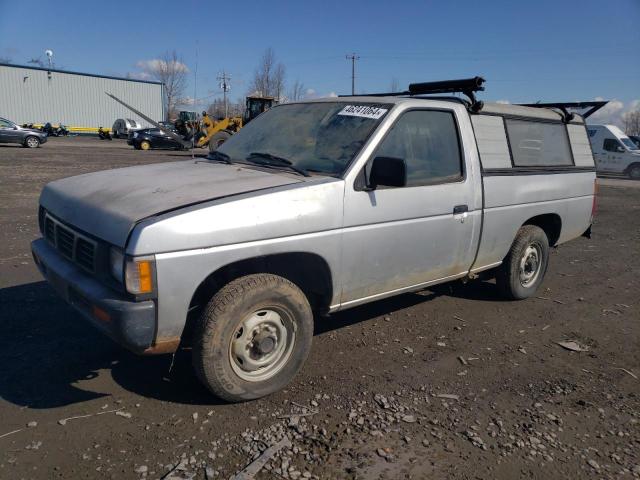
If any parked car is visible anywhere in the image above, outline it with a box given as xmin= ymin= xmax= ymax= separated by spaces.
xmin=0 ymin=117 xmax=47 ymax=148
xmin=32 ymin=78 xmax=597 ymax=402
xmin=129 ymin=127 xmax=184 ymax=150
xmin=587 ymin=124 xmax=640 ymax=178
xmin=112 ymin=118 xmax=141 ymax=138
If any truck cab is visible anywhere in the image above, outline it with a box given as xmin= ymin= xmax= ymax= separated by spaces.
xmin=587 ymin=124 xmax=640 ymax=178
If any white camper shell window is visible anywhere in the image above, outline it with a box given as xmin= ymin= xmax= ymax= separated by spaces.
xmin=505 ymin=119 xmax=573 ymax=167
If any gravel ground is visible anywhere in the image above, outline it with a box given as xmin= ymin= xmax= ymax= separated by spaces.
xmin=0 ymin=137 xmax=639 ymax=479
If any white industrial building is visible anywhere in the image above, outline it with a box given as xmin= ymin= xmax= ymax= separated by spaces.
xmin=0 ymin=63 xmax=164 ymax=129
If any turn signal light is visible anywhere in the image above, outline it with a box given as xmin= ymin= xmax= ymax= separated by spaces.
xmin=125 ymin=257 xmax=155 ymax=295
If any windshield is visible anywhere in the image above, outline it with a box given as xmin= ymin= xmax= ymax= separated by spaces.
xmin=216 ymin=102 xmax=390 ymax=176
xmin=621 ymin=136 xmax=640 ymax=151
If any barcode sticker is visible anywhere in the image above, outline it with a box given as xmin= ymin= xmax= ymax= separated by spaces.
xmin=337 ymin=105 xmax=388 ymax=120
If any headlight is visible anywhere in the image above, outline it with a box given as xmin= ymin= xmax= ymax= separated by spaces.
xmin=125 ymin=256 xmax=155 ymax=294
xmin=133 ymin=132 xmax=138 ymax=138
xmin=109 ymin=247 xmax=124 ymax=282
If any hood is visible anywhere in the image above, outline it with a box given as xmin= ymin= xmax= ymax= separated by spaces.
xmin=40 ymin=160 xmax=302 ymax=247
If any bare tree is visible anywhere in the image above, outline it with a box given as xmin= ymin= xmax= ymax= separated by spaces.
xmin=389 ymin=78 xmax=400 ymax=92
xmin=624 ymin=108 xmax=640 ymax=137
xmin=288 ymin=79 xmax=305 ymax=102
xmin=250 ymin=48 xmax=286 ymax=100
xmin=139 ymin=51 xmax=188 ymax=120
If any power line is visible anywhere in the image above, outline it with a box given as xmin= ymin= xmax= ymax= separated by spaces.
xmin=345 ymin=53 xmax=359 ymax=95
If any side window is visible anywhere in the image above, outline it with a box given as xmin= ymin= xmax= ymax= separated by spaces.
xmin=505 ymin=119 xmax=573 ymax=166
xmin=603 ymin=138 xmax=621 ymax=152
xmin=373 ymin=110 xmax=463 ymax=187
xmin=0 ymin=119 xmax=12 ymax=128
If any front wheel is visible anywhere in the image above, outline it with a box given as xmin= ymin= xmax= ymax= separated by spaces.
xmin=496 ymin=225 xmax=549 ymax=300
xmin=208 ymin=131 xmax=232 ymax=152
xmin=139 ymin=140 xmax=151 ymax=150
xmin=628 ymin=164 xmax=640 ymax=180
xmin=193 ymin=274 xmax=313 ymax=402
xmin=24 ymin=136 xmax=40 ymax=148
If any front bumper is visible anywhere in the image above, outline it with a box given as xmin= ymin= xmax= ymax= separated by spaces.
xmin=31 ymin=238 xmax=156 ymax=353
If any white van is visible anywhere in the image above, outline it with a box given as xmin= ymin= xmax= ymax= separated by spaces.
xmin=586 ymin=124 xmax=640 ymax=178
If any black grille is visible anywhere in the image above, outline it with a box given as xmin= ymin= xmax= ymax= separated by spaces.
xmin=43 ymin=213 xmax=96 ymax=273
xmin=56 ymin=225 xmax=74 ymax=259
xmin=75 ymin=239 xmax=95 ymax=271
xmin=45 ymin=217 xmax=55 ymax=241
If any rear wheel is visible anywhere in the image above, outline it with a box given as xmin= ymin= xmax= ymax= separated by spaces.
xmin=193 ymin=273 xmax=313 ymax=402
xmin=496 ymin=225 xmax=549 ymax=300
xmin=140 ymin=140 xmax=151 ymax=151
xmin=24 ymin=136 xmax=40 ymax=148
xmin=208 ymin=131 xmax=232 ymax=152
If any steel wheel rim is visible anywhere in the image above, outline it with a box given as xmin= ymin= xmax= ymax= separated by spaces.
xmin=229 ymin=308 xmax=295 ymax=382
xmin=27 ymin=137 xmax=38 ymax=147
xmin=519 ymin=243 xmax=542 ymax=287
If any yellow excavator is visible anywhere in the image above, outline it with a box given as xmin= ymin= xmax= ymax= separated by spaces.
xmin=195 ymin=95 xmax=276 ymax=150
xmin=107 ymin=93 xmax=276 ymax=151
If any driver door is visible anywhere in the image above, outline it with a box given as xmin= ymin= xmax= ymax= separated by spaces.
xmin=340 ymin=108 xmax=481 ymax=306
xmin=0 ymin=119 xmax=18 ymax=143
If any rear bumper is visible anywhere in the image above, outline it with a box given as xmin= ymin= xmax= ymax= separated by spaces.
xmin=31 ymin=238 xmax=156 ymax=353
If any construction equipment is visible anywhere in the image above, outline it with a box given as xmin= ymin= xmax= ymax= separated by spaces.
xmin=107 ymin=93 xmax=277 ymax=151
xmin=194 ymin=96 xmax=277 ymax=149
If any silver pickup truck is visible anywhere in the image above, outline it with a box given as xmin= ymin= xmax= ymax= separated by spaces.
xmin=31 ymin=78 xmax=597 ymax=402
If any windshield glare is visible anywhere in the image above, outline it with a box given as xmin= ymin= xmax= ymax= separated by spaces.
xmin=216 ymin=102 xmax=390 ymax=175
xmin=621 ymin=137 xmax=639 ymax=151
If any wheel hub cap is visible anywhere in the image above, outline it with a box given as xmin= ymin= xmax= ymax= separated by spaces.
xmin=229 ymin=309 xmax=295 ymax=382
xmin=519 ymin=244 xmax=541 ymax=287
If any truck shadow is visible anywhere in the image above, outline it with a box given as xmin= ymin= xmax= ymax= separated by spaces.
xmin=0 ymin=279 xmax=497 ymax=409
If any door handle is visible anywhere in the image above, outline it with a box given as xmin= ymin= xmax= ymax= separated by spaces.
xmin=453 ymin=205 xmax=468 ymax=214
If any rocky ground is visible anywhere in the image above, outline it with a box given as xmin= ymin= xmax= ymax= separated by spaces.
xmin=0 ymin=137 xmax=638 ymax=479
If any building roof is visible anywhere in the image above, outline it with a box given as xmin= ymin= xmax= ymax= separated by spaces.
xmin=0 ymin=62 xmax=163 ymax=86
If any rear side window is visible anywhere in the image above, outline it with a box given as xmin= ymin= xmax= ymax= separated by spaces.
xmin=505 ymin=119 xmax=573 ymax=166
xmin=374 ymin=110 xmax=463 ymax=186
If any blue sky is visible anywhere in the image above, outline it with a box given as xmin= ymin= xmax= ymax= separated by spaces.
xmin=1 ymin=0 xmax=638 ymax=124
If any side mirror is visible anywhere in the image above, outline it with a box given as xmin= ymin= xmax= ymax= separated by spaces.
xmin=616 ymin=145 xmax=626 ymax=153
xmin=368 ymin=156 xmax=407 ymax=189
xmin=13 ymin=126 xmax=18 ymax=130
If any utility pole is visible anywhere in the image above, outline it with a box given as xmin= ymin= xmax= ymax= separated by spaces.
xmin=346 ymin=53 xmax=359 ymax=95
xmin=217 ymin=70 xmax=231 ymax=117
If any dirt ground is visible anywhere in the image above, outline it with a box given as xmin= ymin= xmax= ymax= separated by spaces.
xmin=0 ymin=137 xmax=638 ymax=480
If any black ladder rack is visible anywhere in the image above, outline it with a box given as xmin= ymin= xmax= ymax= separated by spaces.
xmin=517 ymin=101 xmax=608 ymax=122
xmin=339 ymin=76 xmax=486 ymax=112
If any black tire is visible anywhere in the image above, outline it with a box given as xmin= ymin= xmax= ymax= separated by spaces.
xmin=208 ymin=131 xmax=232 ymax=152
xmin=628 ymin=164 xmax=640 ymax=180
xmin=24 ymin=136 xmax=40 ymax=148
xmin=496 ymin=225 xmax=549 ymax=300
xmin=193 ymin=273 xmax=313 ymax=402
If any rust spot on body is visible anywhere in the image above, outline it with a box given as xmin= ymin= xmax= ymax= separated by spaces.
xmin=142 ymin=337 xmax=180 ymax=355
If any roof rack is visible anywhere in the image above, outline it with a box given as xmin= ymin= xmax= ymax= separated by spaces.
xmin=517 ymin=101 xmax=608 ymax=122
xmin=339 ymin=76 xmax=486 ymax=112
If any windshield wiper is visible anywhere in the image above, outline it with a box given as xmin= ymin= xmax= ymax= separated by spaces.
xmin=207 ymin=150 xmax=233 ymax=164
xmin=247 ymin=152 xmax=310 ymax=177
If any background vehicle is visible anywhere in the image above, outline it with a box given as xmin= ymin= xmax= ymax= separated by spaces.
xmin=130 ymin=127 xmax=183 ymax=150
xmin=0 ymin=117 xmax=47 ymax=147
xmin=35 ymin=78 xmax=597 ymax=402
xmin=112 ymin=118 xmax=141 ymax=138
xmin=587 ymin=124 xmax=640 ymax=178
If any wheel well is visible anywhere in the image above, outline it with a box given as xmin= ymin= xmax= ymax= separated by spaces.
xmin=523 ymin=214 xmax=562 ymax=246
xmin=624 ymin=162 xmax=640 ymax=173
xmin=182 ymin=252 xmax=333 ymax=343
